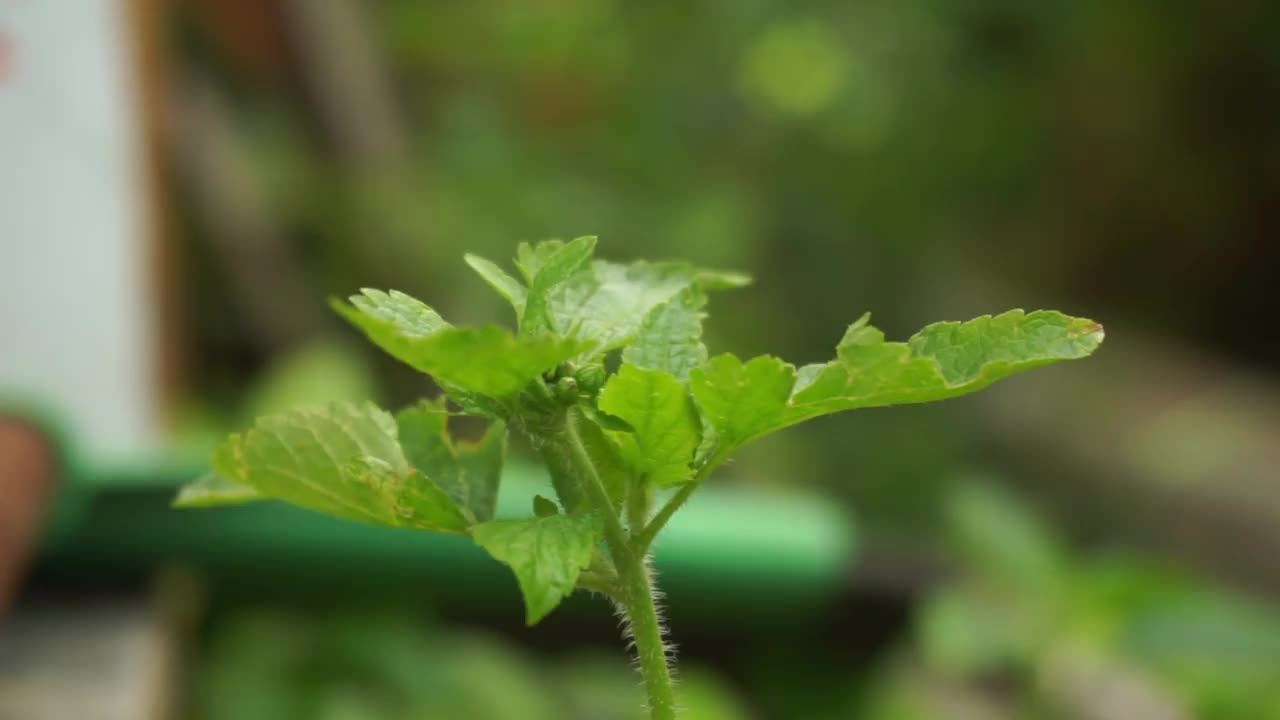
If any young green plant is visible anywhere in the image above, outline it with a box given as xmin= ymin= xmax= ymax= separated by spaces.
xmin=175 ymin=237 xmax=1104 ymax=719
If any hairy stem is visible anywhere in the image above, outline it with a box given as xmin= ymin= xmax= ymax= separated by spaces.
xmin=560 ymin=407 xmax=676 ymax=719
xmin=636 ymin=482 xmax=696 ymax=551
xmin=620 ymin=557 xmax=677 ymax=720
xmin=627 ymin=482 xmax=652 ymax=532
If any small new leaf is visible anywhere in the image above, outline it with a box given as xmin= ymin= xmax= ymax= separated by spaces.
xmin=196 ymin=402 xmax=470 ymax=533
xmin=521 ymin=236 xmax=598 ymax=335
xmin=599 ymin=364 xmax=701 ymax=486
xmin=516 ymin=239 xmax=575 ymax=281
xmin=473 ymin=513 xmax=602 ymax=625
xmin=464 ymin=253 xmax=528 ymax=317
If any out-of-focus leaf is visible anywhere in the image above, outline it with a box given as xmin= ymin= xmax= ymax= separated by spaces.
xmin=945 ymin=480 xmax=1066 ymax=592
xmin=396 ymin=400 xmax=507 ymax=524
xmin=533 ymin=494 xmax=560 ymax=517
xmin=244 ymin=341 xmax=378 ymax=421
xmin=918 ymin=589 xmax=1025 ymax=675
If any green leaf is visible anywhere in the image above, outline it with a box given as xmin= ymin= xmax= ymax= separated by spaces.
xmin=545 ymin=260 xmax=705 ymax=359
xmin=535 ymin=406 xmax=629 ymax=514
xmin=533 ymin=494 xmax=560 ymax=517
xmin=396 ymin=400 xmax=507 ymax=524
xmin=204 ymin=402 xmax=470 ymax=533
xmin=453 ymin=423 xmax=509 ymax=519
xmin=515 ymin=239 xmax=571 ymax=281
xmin=622 ymin=286 xmax=709 ymax=381
xmin=397 ymin=327 xmax=580 ymax=399
xmin=464 ymin=253 xmax=527 ymax=316
xmin=688 ymin=353 xmax=798 ymax=454
xmin=520 ymin=236 xmax=597 ymax=335
xmin=440 ymin=385 xmax=511 ymax=418
xmin=173 ymin=471 xmax=263 ymax=508
xmin=792 ymin=309 xmax=1104 ymax=410
xmin=691 ymin=310 xmax=1104 ymax=454
xmin=330 ymin=288 xmax=447 ymax=362
xmin=335 ymin=290 xmax=581 ymax=401
xmin=599 ymin=365 xmax=701 ymax=487
xmin=578 ymin=402 xmax=633 ymax=433
xmin=514 ymin=244 xmax=744 ymax=363
xmin=473 ymin=513 xmax=602 ymax=624
xmin=344 ymin=288 xmax=451 ymax=336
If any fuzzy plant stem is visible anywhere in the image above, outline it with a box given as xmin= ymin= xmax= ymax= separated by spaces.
xmin=619 ymin=557 xmax=677 ymax=720
xmin=562 ymin=408 xmax=678 ymax=719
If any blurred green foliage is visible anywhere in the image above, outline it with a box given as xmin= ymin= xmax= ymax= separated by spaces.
xmin=181 ymin=481 xmax=1274 ymax=720
xmin=197 ymin=608 xmax=748 ymax=720
xmin=175 ymin=341 xmax=379 ymax=457
xmin=178 ymin=0 xmax=1280 ymax=538
xmin=857 ymin=482 xmax=1280 ymax=719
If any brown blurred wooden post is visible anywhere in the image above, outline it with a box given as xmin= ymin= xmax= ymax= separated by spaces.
xmin=0 ymin=422 xmax=54 ymax=612
xmin=126 ymin=0 xmax=182 ymax=436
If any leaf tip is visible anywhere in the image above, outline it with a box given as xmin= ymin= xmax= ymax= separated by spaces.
xmin=1059 ymin=314 xmax=1105 ymax=355
xmin=328 ymin=295 xmax=364 ymax=326
xmin=533 ymin=494 xmax=560 ymax=518
xmin=170 ymin=489 xmax=196 ymax=509
xmin=696 ymin=269 xmax=754 ymax=290
xmin=462 ymin=253 xmax=491 ymax=271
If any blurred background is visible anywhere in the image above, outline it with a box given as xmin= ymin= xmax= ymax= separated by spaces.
xmin=2 ymin=0 xmax=1279 ymax=717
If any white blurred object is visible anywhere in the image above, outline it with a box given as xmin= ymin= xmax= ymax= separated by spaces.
xmin=0 ymin=600 xmax=173 ymax=720
xmin=0 ymin=1 xmax=161 ymax=459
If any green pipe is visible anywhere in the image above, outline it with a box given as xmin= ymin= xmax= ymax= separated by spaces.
xmin=23 ymin=411 xmax=856 ymax=617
